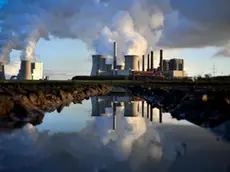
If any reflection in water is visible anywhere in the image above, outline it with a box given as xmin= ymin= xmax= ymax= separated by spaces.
xmin=0 ymin=95 xmax=230 ymax=172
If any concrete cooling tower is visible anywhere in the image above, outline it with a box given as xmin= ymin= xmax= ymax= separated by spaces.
xmin=124 ymin=101 xmax=140 ymax=117
xmin=19 ymin=60 xmax=32 ymax=80
xmin=124 ymin=55 xmax=139 ymax=71
xmin=0 ymin=63 xmax=5 ymax=80
xmin=91 ymin=55 xmax=106 ymax=76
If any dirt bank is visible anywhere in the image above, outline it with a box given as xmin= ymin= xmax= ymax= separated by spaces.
xmin=0 ymin=83 xmax=112 ymax=129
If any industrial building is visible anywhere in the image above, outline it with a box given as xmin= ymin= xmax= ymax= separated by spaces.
xmin=91 ymin=42 xmax=187 ymax=78
xmin=17 ymin=61 xmax=44 ymax=80
xmin=162 ymin=58 xmax=187 ymax=77
xmin=0 ymin=62 xmax=5 ymax=80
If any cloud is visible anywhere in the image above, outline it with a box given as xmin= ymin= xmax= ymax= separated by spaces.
xmin=158 ymin=0 xmax=230 ymax=56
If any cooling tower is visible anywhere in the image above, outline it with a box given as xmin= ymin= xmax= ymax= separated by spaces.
xmin=124 ymin=101 xmax=140 ymax=117
xmin=160 ymin=50 xmax=163 ymax=71
xmin=20 ymin=60 xmax=32 ymax=80
xmin=91 ymin=55 xmax=106 ymax=76
xmin=0 ymin=63 xmax=5 ymax=80
xmin=124 ymin=55 xmax=139 ymax=71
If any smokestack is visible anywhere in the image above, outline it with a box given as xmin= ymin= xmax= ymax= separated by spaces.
xmin=142 ymin=55 xmax=145 ymax=71
xmin=19 ymin=60 xmax=32 ymax=80
xmin=113 ymin=42 xmax=117 ymax=70
xmin=160 ymin=49 xmax=163 ymax=71
xmin=0 ymin=63 xmax=6 ymax=80
xmin=151 ymin=51 xmax=154 ymax=70
xmin=147 ymin=54 xmax=150 ymax=71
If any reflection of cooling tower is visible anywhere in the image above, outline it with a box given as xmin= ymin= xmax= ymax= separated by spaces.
xmin=91 ymin=55 xmax=106 ymax=76
xmin=0 ymin=63 xmax=5 ymax=80
xmin=91 ymin=97 xmax=100 ymax=116
xmin=124 ymin=102 xmax=140 ymax=117
xmin=124 ymin=55 xmax=139 ymax=71
xmin=20 ymin=60 xmax=32 ymax=80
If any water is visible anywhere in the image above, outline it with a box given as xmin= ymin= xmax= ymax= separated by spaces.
xmin=0 ymin=95 xmax=230 ymax=172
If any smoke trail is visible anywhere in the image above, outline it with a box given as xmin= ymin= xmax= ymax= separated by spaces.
xmin=20 ymin=29 xmax=41 ymax=61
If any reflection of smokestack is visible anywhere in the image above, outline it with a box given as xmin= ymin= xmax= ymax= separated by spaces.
xmin=159 ymin=108 xmax=162 ymax=123
xmin=160 ymin=50 xmax=163 ymax=71
xmin=142 ymin=55 xmax=145 ymax=71
xmin=150 ymin=105 xmax=153 ymax=121
xmin=147 ymin=103 xmax=149 ymax=118
xmin=147 ymin=54 xmax=150 ymax=71
xmin=124 ymin=55 xmax=139 ymax=71
xmin=151 ymin=51 xmax=154 ymax=70
xmin=113 ymin=102 xmax=116 ymax=130
xmin=113 ymin=42 xmax=117 ymax=70
xmin=0 ymin=63 xmax=6 ymax=80
xmin=20 ymin=60 xmax=32 ymax=80
xmin=142 ymin=101 xmax=144 ymax=117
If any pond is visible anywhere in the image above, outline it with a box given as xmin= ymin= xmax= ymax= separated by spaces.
xmin=0 ymin=94 xmax=230 ymax=172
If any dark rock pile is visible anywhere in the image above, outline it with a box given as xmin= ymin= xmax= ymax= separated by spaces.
xmin=0 ymin=83 xmax=112 ymax=129
xmin=126 ymin=85 xmax=230 ymax=128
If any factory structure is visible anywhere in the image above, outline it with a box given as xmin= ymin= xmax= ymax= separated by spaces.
xmin=91 ymin=95 xmax=163 ymax=130
xmin=91 ymin=42 xmax=187 ymax=78
xmin=0 ymin=58 xmax=47 ymax=80
xmin=17 ymin=60 xmax=44 ymax=80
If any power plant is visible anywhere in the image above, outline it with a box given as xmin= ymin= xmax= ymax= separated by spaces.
xmin=90 ymin=42 xmax=187 ymax=78
xmin=17 ymin=60 xmax=44 ymax=80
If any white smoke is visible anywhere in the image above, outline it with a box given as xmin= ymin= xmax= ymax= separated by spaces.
xmin=1 ymin=0 xmax=230 ymax=66
xmin=93 ymin=11 xmax=148 ymax=62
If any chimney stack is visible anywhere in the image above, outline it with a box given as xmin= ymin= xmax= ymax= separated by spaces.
xmin=151 ymin=51 xmax=154 ymax=70
xmin=160 ymin=49 xmax=163 ymax=71
xmin=142 ymin=55 xmax=145 ymax=71
xmin=113 ymin=42 xmax=117 ymax=70
xmin=147 ymin=54 xmax=150 ymax=71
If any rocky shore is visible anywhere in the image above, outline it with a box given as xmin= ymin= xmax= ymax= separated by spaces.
xmin=126 ymin=86 xmax=230 ymax=128
xmin=0 ymin=83 xmax=112 ymax=129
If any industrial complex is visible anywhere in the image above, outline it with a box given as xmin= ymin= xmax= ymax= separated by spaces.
xmin=0 ymin=41 xmax=187 ymax=80
xmin=0 ymin=60 xmax=45 ymax=80
xmin=91 ymin=42 xmax=187 ymax=78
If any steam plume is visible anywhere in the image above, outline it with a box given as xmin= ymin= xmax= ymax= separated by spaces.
xmin=0 ymin=0 xmax=230 ymax=64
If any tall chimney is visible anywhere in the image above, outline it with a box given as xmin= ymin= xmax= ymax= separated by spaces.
xmin=147 ymin=54 xmax=150 ymax=71
xmin=0 ymin=63 xmax=5 ymax=80
xmin=160 ymin=49 xmax=163 ymax=71
xmin=142 ymin=55 xmax=145 ymax=71
xmin=113 ymin=42 xmax=117 ymax=70
xmin=20 ymin=60 xmax=32 ymax=80
xmin=151 ymin=51 xmax=154 ymax=70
